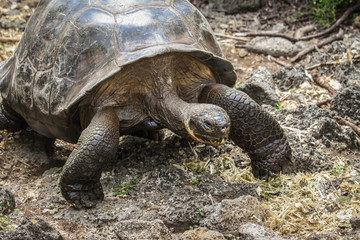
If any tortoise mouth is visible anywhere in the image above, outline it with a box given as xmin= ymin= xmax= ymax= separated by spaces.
xmin=185 ymin=121 xmax=229 ymax=146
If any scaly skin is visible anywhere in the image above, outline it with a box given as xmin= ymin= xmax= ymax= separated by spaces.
xmin=60 ymin=107 xmax=119 ymax=208
xmin=0 ymin=99 xmax=27 ymax=131
xmin=199 ymin=84 xmax=292 ymax=179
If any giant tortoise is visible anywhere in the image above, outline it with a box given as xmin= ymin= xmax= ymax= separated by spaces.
xmin=0 ymin=0 xmax=291 ymax=208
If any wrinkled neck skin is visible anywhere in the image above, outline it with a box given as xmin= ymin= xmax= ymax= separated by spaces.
xmin=82 ymin=53 xmax=217 ymax=136
xmin=138 ymin=53 xmax=216 ymax=136
xmin=146 ymin=85 xmax=190 ymax=136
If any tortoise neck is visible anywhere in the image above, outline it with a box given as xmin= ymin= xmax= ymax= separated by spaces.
xmin=145 ymin=83 xmax=191 ymax=136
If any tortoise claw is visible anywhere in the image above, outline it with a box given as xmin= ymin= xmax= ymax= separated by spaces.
xmin=61 ymin=182 xmax=104 ymax=209
xmin=251 ymin=157 xmax=291 ymax=181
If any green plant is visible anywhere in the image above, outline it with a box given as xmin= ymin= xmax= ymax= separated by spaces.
xmin=56 ymin=167 xmax=62 ymax=173
xmin=114 ymin=178 xmax=139 ymax=196
xmin=331 ymin=165 xmax=345 ymax=175
xmin=191 ymin=177 xmax=199 ymax=185
xmin=0 ymin=205 xmax=9 ymax=232
xmin=0 ymin=213 xmax=9 ymax=232
xmin=196 ymin=207 xmax=206 ymax=223
xmin=312 ymin=0 xmax=353 ymax=27
xmin=189 ymin=225 xmax=199 ymax=230
xmin=49 ymin=203 xmax=60 ymax=213
xmin=274 ymin=103 xmax=284 ymax=110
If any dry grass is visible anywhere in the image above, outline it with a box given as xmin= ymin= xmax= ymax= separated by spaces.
xmin=259 ymin=161 xmax=360 ymax=238
xmin=184 ymin=143 xmax=360 ymax=238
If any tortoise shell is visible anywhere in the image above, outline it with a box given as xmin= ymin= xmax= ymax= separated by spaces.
xmin=0 ymin=0 xmax=236 ymax=141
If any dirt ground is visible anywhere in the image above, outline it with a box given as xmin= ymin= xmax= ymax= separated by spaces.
xmin=0 ymin=1 xmax=360 ymax=240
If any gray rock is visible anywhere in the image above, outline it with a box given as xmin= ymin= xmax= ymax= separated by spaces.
xmin=333 ymin=61 xmax=360 ymax=87
xmin=311 ymin=117 xmax=360 ymax=151
xmin=308 ymin=40 xmax=360 ymax=87
xmin=330 ymin=85 xmax=360 ymax=126
xmin=266 ymin=105 xmax=333 ymax=173
xmin=273 ymin=65 xmax=309 ymax=91
xmin=350 ymin=216 xmax=360 ymax=231
xmin=208 ymin=0 xmax=262 ymax=13
xmin=238 ymin=223 xmax=284 ymax=240
xmin=0 ymin=217 xmax=63 ymax=240
xmin=179 ymin=227 xmax=225 ymax=240
xmin=270 ymin=23 xmax=287 ymax=32
xmin=245 ymin=37 xmax=299 ymax=57
xmin=236 ymin=67 xmax=278 ymax=106
xmin=114 ymin=219 xmax=172 ymax=240
xmin=249 ymin=17 xmax=261 ymax=31
xmin=0 ymin=18 xmax=26 ymax=31
xmin=306 ymin=231 xmax=338 ymax=240
xmin=0 ymin=187 xmax=15 ymax=215
xmin=198 ymin=174 xmax=258 ymax=202
xmin=295 ymin=41 xmax=315 ymax=51
xmin=201 ymin=195 xmax=264 ymax=235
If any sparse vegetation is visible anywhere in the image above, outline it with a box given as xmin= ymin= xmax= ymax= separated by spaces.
xmin=113 ymin=178 xmax=139 ymax=196
xmin=311 ymin=0 xmax=354 ymax=27
xmin=274 ymin=103 xmax=285 ymax=110
xmin=0 ymin=205 xmax=9 ymax=232
xmin=191 ymin=177 xmax=199 ymax=185
xmin=189 ymin=225 xmax=199 ymax=230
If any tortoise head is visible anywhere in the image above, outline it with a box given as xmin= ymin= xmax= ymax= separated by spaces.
xmin=184 ymin=104 xmax=230 ymax=145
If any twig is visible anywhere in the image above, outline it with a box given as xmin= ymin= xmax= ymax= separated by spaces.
xmin=307 ymin=58 xmax=360 ymax=70
xmin=311 ymin=69 xmax=337 ymax=97
xmin=215 ymin=33 xmax=249 ymax=42
xmin=0 ymin=37 xmax=21 ymax=43
xmin=294 ymin=25 xmax=316 ymax=39
xmin=290 ymin=29 xmax=344 ymax=62
xmin=268 ymin=55 xmax=291 ymax=67
xmin=316 ymin=98 xmax=332 ymax=107
xmin=307 ymin=61 xmax=342 ymax=70
xmin=235 ymin=31 xmax=297 ymax=42
xmin=334 ymin=116 xmax=360 ymax=138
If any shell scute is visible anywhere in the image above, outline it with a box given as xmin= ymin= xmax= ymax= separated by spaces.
xmin=22 ymin=0 xmax=90 ymax=70
xmin=33 ymin=70 xmax=53 ymax=116
xmin=116 ymin=7 xmax=192 ymax=53
xmin=55 ymin=8 xmax=116 ymax=81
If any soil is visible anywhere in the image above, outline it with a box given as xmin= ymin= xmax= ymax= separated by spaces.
xmin=0 ymin=1 xmax=359 ymax=240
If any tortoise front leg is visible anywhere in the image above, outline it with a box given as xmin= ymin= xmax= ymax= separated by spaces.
xmin=199 ymin=84 xmax=292 ymax=179
xmin=0 ymin=99 xmax=27 ymax=131
xmin=60 ymin=107 xmax=119 ymax=209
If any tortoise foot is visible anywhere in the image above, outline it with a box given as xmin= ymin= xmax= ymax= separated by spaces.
xmin=251 ymin=156 xmax=290 ymax=180
xmin=0 ymin=99 xmax=27 ymax=131
xmin=61 ymin=182 xmax=104 ymax=209
xmin=249 ymin=138 xmax=292 ymax=180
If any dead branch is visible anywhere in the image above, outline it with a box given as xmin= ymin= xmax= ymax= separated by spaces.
xmin=316 ymin=98 xmax=332 ymax=107
xmin=215 ymin=33 xmax=249 ymax=42
xmin=0 ymin=37 xmax=21 ymax=43
xmin=334 ymin=116 xmax=360 ymax=138
xmin=294 ymin=25 xmax=316 ymax=39
xmin=311 ymin=69 xmax=337 ymax=96
xmin=235 ymin=30 xmax=297 ymax=42
xmin=307 ymin=59 xmax=360 ymax=70
xmin=237 ymin=1 xmax=360 ymax=42
xmin=268 ymin=55 xmax=291 ymax=67
xmin=290 ymin=29 xmax=344 ymax=62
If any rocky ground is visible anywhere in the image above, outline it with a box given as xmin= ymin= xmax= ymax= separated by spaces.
xmin=0 ymin=0 xmax=360 ymax=240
